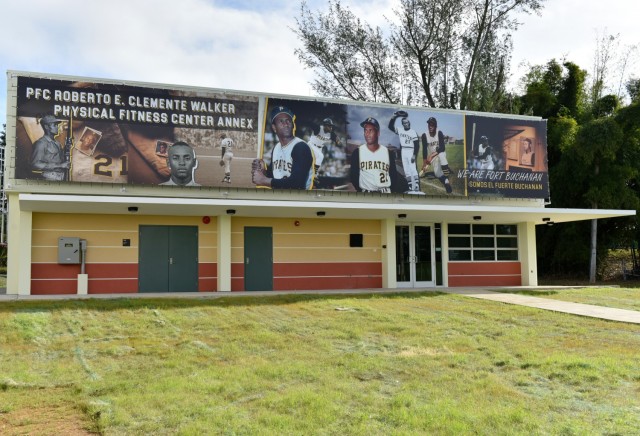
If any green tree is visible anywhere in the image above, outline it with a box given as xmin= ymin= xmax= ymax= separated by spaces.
xmin=625 ymin=78 xmax=640 ymax=102
xmin=294 ymin=1 xmax=400 ymax=103
xmin=294 ymin=0 xmax=545 ymax=110
xmin=521 ymin=60 xmax=639 ymax=280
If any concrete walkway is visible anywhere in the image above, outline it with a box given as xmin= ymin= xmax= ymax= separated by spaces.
xmin=1 ymin=286 xmax=639 ymax=325
xmin=441 ymin=288 xmax=640 ymax=325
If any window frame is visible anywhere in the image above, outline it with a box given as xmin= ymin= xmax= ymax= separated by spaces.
xmin=447 ymin=224 xmax=518 ymax=262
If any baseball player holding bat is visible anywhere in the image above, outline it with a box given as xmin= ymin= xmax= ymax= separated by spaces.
xmin=475 ymin=135 xmax=495 ymax=170
xmin=252 ymin=105 xmax=315 ymax=190
xmin=420 ymin=116 xmax=453 ymax=194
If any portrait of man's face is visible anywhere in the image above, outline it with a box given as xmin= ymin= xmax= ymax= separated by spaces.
xmin=272 ymin=113 xmax=294 ymax=141
xmin=43 ymin=122 xmax=61 ymax=136
xmin=76 ymin=127 xmax=103 ymax=156
xmin=167 ymin=144 xmax=197 ymax=183
xmin=428 ymin=121 xmax=437 ymax=136
xmin=363 ymin=124 xmax=379 ymax=148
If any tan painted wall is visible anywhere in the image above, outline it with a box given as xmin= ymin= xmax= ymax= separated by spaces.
xmin=31 ymin=213 xmax=218 ymax=264
xmin=229 ymin=217 xmax=382 ymax=263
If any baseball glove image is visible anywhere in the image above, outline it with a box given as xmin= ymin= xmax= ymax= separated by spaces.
xmin=219 ymin=160 xmax=225 ymax=167
xmin=394 ymin=110 xmax=409 ymax=117
xmin=251 ymin=158 xmax=266 ymax=184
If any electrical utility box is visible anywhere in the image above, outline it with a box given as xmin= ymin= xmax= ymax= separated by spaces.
xmin=58 ymin=237 xmax=81 ymax=264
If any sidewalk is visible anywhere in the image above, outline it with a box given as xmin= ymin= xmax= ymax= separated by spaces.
xmin=441 ymin=288 xmax=640 ymax=325
xmin=1 ymin=286 xmax=639 ymax=325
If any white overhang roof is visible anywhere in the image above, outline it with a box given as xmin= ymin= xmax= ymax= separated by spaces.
xmin=17 ymin=194 xmax=635 ymax=225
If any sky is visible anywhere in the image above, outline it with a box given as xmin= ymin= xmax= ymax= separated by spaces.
xmin=0 ymin=0 xmax=638 ymax=126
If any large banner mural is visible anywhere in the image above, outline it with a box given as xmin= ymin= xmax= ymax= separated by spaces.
xmin=12 ymin=74 xmax=549 ymax=199
xmin=15 ymin=76 xmax=259 ymax=187
xmin=464 ymin=115 xmax=549 ymax=198
xmin=260 ymin=98 xmax=466 ymax=196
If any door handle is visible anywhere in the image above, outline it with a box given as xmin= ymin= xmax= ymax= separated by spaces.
xmin=246 ymin=257 xmax=249 ymax=264
xmin=169 ymin=257 xmax=174 ymax=265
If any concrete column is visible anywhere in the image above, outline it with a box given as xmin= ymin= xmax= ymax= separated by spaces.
xmin=77 ymin=274 xmax=88 ymax=294
xmin=6 ymin=194 xmax=32 ymax=295
xmin=518 ymin=221 xmax=538 ymax=286
xmin=381 ymin=218 xmax=397 ymax=289
xmin=441 ymin=222 xmax=449 ymax=287
xmin=217 ymin=214 xmax=232 ymax=292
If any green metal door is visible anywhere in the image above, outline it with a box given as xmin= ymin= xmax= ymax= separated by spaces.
xmin=169 ymin=226 xmax=198 ymax=292
xmin=139 ymin=226 xmax=169 ymax=292
xmin=244 ymin=227 xmax=273 ymax=291
xmin=139 ymin=225 xmax=198 ymax=292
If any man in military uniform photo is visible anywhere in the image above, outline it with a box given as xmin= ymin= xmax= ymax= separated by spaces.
xmin=30 ymin=115 xmax=70 ymax=181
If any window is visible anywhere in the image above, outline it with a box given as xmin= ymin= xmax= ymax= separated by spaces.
xmin=350 ymin=234 xmax=363 ymax=247
xmin=448 ymin=224 xmax=518 ymax=261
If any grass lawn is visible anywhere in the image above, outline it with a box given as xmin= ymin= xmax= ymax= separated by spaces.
xmin=1 ymin=292 xmax=639 ymax=435
xmin=500 ymin=286 xmax=640 ymax=312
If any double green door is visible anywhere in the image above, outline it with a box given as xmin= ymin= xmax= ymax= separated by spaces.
xmin=139 ymin=226 xmax=198 ymax=292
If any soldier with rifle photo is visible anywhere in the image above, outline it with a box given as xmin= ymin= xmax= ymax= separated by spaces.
xmin=30 ymin=114 xmax=71 ymax=181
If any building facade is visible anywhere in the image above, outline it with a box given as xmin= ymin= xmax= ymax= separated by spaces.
xmin=3 ymin=71 xmax=634 ymax=295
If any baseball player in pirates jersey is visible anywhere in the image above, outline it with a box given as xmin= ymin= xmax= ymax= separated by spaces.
xmin=388 ymin=111 xmax=422 ymax=194
xmin=420 ymin=117 xmax=453 ymax=194
xmin=349 ymin=117 xmax=399 ymax=193
xmin=252 ymin=105 xmax=314 ymax=190
xmin=308 ymin=118 xmax=341 ymax=170
xmin=220 ymin=134 xmax=234 ymax=183
xmin=475 ymin=135 xmax=495 ymax=170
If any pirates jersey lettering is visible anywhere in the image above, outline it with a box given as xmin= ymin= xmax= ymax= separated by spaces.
xmin=358 ymin=144 xmax=391 ymax=191
xmin=397 ymin=128 xmax=419 ymax=148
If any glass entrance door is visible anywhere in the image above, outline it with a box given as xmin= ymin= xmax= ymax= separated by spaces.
xmin=396 ymin=224 xmax=436 ymax=287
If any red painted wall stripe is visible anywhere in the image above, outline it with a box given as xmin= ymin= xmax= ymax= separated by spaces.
xmin=231 ymin=262 xmax=383 ymax=291
xmin=275 ymin=263 xmax=382 ymax=276
xmin=88 ymin=279 xmax=138 ymax=294
xmin=31 ymin=280 xmax=78 ymax=295
xmin=31 ymin=262 xmax=217 ymax=295
xmin=448 ymin=275 xmax=522 ymax=287
xmin=274 ymin=276 xmax=382 ymax=291
xmin=448 ymin=261 xmax=521 ymax=287
xmin=448 ymin=262 xmax=521 ymax=276
xmin=199 ymin=278 xmax=217 ymax=292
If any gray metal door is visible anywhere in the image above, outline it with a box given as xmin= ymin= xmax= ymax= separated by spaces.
xmin=244 ymin=227 xmax=273 ymax=291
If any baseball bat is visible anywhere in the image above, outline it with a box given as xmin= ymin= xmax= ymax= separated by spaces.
xmin=471 ymin=122 xmax=476 ymax=157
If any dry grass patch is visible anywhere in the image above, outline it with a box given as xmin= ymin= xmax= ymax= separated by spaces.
xmin=0 ymin=403 xmax=93 ymax=435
